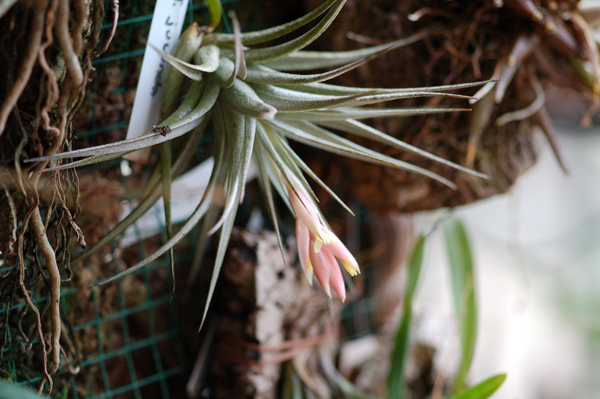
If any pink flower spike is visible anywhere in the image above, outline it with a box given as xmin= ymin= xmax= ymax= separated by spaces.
xmin=323 ymin=228 xmax=361 ymax=276
xmin=296 ymin=218 xmax=313 ymax=284
xmin=287 ymin=182 xmax=333 ymax=248
xmin=309 ymin=243 xmax=333 ymax=298
xmin=328 ymin=257 xmax=346 ymax=302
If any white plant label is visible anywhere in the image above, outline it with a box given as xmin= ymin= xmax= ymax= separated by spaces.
xmin=125 ymin=0 xmax=190 ymax=162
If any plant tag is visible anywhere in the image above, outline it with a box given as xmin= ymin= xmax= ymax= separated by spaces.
xmin=125 ymin=0 xmax=190 ymax=163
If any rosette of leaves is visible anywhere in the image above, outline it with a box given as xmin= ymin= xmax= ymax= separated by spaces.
xmin=31 ymin=0 xmax=487 ymax=324
xmin=301 ymin=0 xmax=600 ymax=212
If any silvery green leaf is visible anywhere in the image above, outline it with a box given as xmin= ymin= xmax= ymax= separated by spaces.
xmin=278 ymin=80 xmax=491 ymax=96
xmin=256 ymin=123 xmax=298 ymax=195
xmin=221 ymin=79 xmax=277 ymax=119
xmin=254 ymin=141 xmax=287 ymax=261
xmin=255 ymin=140 xmax=293 ymax=214
xmin=242 ymin=45 xmax=393 ymax=85
xmin=268 ymin=129 xmax=319 ymax=201
xmin=160 ymin=143 xmax=175 ymax=293
xmin=333 ymin=91 xmax=475 ymax=107
xmin=254 ymin=84 xmax=372 ymax=113
xmin=44 ymin=153 xmax=125 ymax=172
xmin=30 ymin=80 xmax=219 ymax=161
xmin=277 ymin=106 xmax=470 ymax=121
xmin=261 ymin=32 xmax=427 ymax=71
xmin=238 ymin=116 xmax=257 ymax=202
xmin=229 ymin=12 xmax=247 ymax=83
xmin=74 ymin=122 xmax=208 ymax=266
xmin=208 ymin=104 xmax=244 ymax=234
xmin=209 ymin=0 xmax=340 ymax=46
xmin=199 ymin=194 xmax=238 ymax=329
xmin=151 ymin=42 xmax=219 ymax=81
xmin=162 ymin=25 xmax=203 ymax=116
xmin=243 ymin=0 xmax=347 ymax=62
xmin=255 ymin=84 xmax=475 ymax=112
xmin=188 ymin=202 xmax=221 ymax=285
xmin=91 ymin=120 xmax=230 ymax=287
xmin=193 ymin=44 xmax=221 ymax=72
xmin=257 ymin=123 xmax=320 ymax=216
xmin=272 ymin=132 xmax=354 ymax=215
xmin=318 ymin=119 xmax=487 ymax=178
xmin=270 ymin=119 xmax=456 ymax=189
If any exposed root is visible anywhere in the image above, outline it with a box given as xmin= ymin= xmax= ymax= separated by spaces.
xmin=0 ymin=0 xmax=119 ymax=390
xmin=31 ymin=208 xmax=61 ymax=371
xmin=0 ymin=0 xmax=48 ymax=134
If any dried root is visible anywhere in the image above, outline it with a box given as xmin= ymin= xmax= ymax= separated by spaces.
xmin=0 ymin=0 xmax=119 ymax=392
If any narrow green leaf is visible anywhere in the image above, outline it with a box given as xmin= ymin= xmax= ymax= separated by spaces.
xmin=199 ymin=194 xmax=238 ymax=329
xmin=388 ymin=235 xmax=426 ymax=399
xmin=238 ymin=116 xmax=257 ymax=202
xmin=160 ymin=143 xmax=175 ymax=294
xmin=261 ymin=32 xmax=427 ymax=71
xmin=450 ymin=374 xmax=506 ymax=399
xmin=443 ymin=218 xmax=478 ymax=393
xmin=30 ymin=80 xmax=219 ymax=162
xmin=188 ymin=201 xmax=221 ymax=285
xmin=220 ymin=79 xmax=277 ymax=119
xmin=243 ymin=0 xmax=347 ymax=62
xmin=254 ymin=84 xmax=372 ymax=113
xmin=271 ymin=119 xmax=457 ymax=189
xmin=228 ymin=12 xmax=247 ymax=85
xmin=278 ymin=80 xmax=490 ymax=96
xmin=162 ymin=24 xmax=204 ymax=117
xmin=150 ymin=42 xmax=219 ymax=81
xmin=0 ymin=380 xmax=45 ymax=399
xmin=282 ymin=362 xmax=303 ymax=399
xmin=206 ymin=0 xmax=222 ymax=31
xmin=272 ymin=132 xmax=354 ymax=215
xmin=72 ymin=122 xmax=208 ymax=266
xmin=277 ymin=107 xmax=470 ymax=121
xmin=208 ymin=0 xmax=339 ymax=45
xmin=193 ymin=44 xmax=221 ymax=72
xmin=319 ymin=349 xmax=384 ymax=399
xmin=242 ymin=43 xmax=395 ymax=85
xmin=256 ymin=123 xmax=305 ymax=202
xmin=318 ymin=119 xmax=487 ymax=179
xmin=89 ymin=123 xmax=228 ymax=287
xmin=254 ymin=140 xmax=287 ymax=264
xmin=207 ymin=104 xmax=244 ymax=235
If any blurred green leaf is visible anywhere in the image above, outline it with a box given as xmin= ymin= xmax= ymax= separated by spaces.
xmin=206 ymin=0 xmax=222 ymax=31
xmin=282 ymin=363 xmax=303 ymax=399
xmin=387 ymin=234 xmax=426 ymax=399
xmin=450 ymin=374 xmax=506 ymax=399
xmin=56 ymin=387 xmax=69 ymax=399
xmin=319 ymin=349 xmax=383 ymax=399
xmin=443 ymin=218 xmax=477 ymax=393
xmin=0 ymin=380 xmax=44 ymax=399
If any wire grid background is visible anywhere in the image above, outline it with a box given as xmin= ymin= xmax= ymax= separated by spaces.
xmin=0 ymin=1 xmax=379 ymax=397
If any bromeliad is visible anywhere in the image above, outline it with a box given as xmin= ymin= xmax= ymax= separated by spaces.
xmin=29 ymin=0 xmax=488 ymax=323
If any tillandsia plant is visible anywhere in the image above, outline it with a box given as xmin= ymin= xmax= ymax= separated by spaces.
xmin=31 ymin=0 xmax=488 ymax=325
xmin=0 ymin=0 xmax=118 ymax=391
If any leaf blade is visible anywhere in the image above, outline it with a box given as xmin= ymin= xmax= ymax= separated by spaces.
xmin=443 ymin=218 xmax=478 ymax=393
xmin=387 ymin=235 xmax=426 ymax=399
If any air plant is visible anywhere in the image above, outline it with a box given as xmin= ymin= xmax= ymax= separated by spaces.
xmin=31 ymin=0 xmax=488 ymax=325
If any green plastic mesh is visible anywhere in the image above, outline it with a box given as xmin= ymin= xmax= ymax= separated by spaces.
xmin=0 ymin=1 xmax=239 ymax=398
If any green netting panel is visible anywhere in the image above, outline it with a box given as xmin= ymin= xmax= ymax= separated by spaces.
xmin=0 ymin=1 xmax=240 ymax=398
